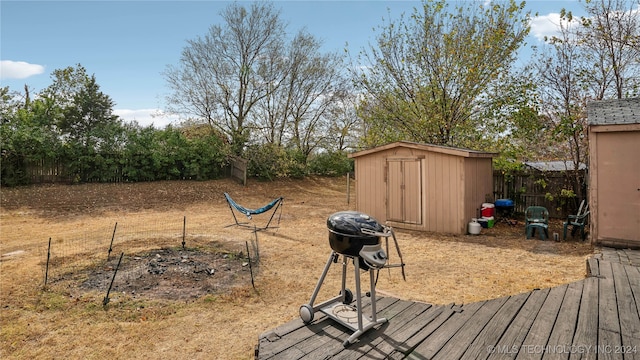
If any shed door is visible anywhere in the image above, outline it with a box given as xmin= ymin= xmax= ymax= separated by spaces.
xmin=596 ymin=131 xmax=640 ymax=242
xmin=387 ymin=158 xmax=422 ymax=224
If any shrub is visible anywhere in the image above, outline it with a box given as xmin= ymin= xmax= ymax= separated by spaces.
xmin=307 ymin=151 xmax=353 ymax=176
xmin=244 ymin=144 xmax=306 ymax=180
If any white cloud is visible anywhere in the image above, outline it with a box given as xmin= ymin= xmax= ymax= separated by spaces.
xmin=114 ymin=108 xmax=176 ymax=129
xmin=0 ymin=60 xmax=45 ymax=79
xmin=530 ymin=12 xmax=581 ymax=42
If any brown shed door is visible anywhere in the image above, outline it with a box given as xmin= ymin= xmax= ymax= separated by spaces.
xmin=387 ymin=159 xmax=422 ymax=224
xmin=597 ymin=132 xmax=640 ymax=242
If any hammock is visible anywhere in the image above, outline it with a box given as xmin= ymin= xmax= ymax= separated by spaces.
xmin=224 ymin=192 xmax=284 ymax=230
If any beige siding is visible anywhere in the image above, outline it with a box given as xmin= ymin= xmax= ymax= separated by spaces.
xmin=589 ymin=127 xmax=640 ymax=248
xmin=415 ymin=151 xmax=464 ymax=234
xmin=386 ymin=159 xmax=403 ymax=222
xmin=354 ymin=152 xmax=386 ymax=222
xmin=352 ymin=142 xmax=494 ymax=235
xmin=404 ymin=159 xmax=422 ymax=224
xmin=464 ymin=158 xmax=494 ymax=224
xmin=386 ymin=157 xmax=422 ymax=224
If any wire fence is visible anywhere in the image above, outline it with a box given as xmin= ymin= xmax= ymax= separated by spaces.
xmin=37 ymin=214 xmax=261 ymax=299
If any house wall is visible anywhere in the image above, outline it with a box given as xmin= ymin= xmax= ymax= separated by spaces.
xmin=353 ymin=145 xmax=493 ymax=234
xmin=589 ymin=125 xmax=640 ymax=248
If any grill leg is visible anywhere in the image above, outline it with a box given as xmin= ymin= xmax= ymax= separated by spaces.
xmin=308 ymin=252 xmax=338 ymax=309
xmin=354 ymin=257 xmax=363 ymax=332
xmin=343 ymin=258 xmax=388 ymax=347
xmin=369 ymin=268 xmax=378 ymax=323
xmin=340 ymin=255 xmax=348 ymax=302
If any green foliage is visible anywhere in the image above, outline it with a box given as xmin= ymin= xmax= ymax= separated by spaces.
xmin=1 ymin=67 xmax=234 ymax=185
xmin=183 ymin=130 xmax=230 ymax=180
xmin=534 ymin=179 xmax=548 ymax=189
xmin=121 ymin=125 xmax=230 ymax=182
xmin=307 ymin=151 xmax=354 ymax=176
xmin=244 ymin=143 xmax=306 ymax=180
xmin=58 ymin=76 xmax=125 ymax=182
xmin=1 ymin=88 xmax=65 ymax=185
xmin=544 ymin=192 xmax=554 ymax=202
xmin=560 ymin=189 xmax=576 ymax=198
xmin=493 ymin=155 xmax=524 ymax=174
xmin=355 ymin=0 xmax=531 ymax=149
xmin=121 ymin=125 xmax=158 ymax=181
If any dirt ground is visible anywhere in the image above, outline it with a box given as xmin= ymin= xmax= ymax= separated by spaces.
xmin=0 ymin=176 xmax=596 ymax=359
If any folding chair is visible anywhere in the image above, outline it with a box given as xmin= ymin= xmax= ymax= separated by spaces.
xmin=224 ymin=192 xmax=284 ymax=231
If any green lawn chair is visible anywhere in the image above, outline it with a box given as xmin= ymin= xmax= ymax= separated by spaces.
xmin=525 ymin=206 xmax=549 ymax=240
xmin=563 ymin=210 xmax=589 ymax=241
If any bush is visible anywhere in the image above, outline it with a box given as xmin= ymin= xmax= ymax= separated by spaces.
xmin=307 ymin=151 xmax=353 ymax=176
xmin=244 ymin=144 xmax=307 ymax=180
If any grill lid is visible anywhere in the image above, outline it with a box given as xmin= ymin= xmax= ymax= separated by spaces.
xmin=327 ymin=211 xmax=384 ymax=237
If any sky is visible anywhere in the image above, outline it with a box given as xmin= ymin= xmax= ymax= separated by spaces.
xmin=1 ymin=0 xmax=587 ymax=128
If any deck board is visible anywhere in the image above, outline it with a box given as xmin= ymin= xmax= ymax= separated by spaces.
xmin=408 ymin=301 xmax=485 ymax=359
xmin=599 ymin=261 xmax=624 ymax=360
xmin=256 ymin=248 xmax=640 ymax=360
xmin=433 ymin=296 xmax=510 ymax=359
xmin=516 ymin=284 xmax=568 ymax=360
xmin=542 ymin=281 xmax=583 ymax=360
xmin=612 ymin=263 xmax=640 ymax=360
xmin=626 ymin=266 xmax=640 ymax=321
xmin=486 ymin=288 xmax=551 ymax=360
xmin=358 ymin=302 xmax=434 ymax=358
xmin=386 ymin=304 xmax=453 ymax=359
xmin=329 ymin=300 xmax=424 ymax=360
xmin=460 ymin=292 xmax=531 ymax=360
xmin=398 ymin=304 xmax=457 ymax=352
xmin=569 ymin=277 xmax=599 ymax=360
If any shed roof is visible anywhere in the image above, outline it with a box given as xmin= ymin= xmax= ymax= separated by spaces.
xmin=348 ymin=141 xmax=496 ymax=159
xmin=524 ymin=161 xmax=587 ymax=172
xmin=587 ymin=98 xmax=640 ymax=125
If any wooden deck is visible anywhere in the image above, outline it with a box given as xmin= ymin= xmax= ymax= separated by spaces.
xmin=256 ymin=248 xmax=640 ymax=359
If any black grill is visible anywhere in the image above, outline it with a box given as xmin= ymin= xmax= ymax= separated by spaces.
xmin=327 ymin=211 xmax=383 ymax=257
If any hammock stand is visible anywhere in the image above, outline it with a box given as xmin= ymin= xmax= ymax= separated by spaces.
xmin=224 ymin=192 xmax=284 ymax=231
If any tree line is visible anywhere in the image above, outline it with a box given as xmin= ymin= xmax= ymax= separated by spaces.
xmin=0 ymin=65 xmax=350 ymax=185
xmin=1 ymin=0 xmax=638 ymax=188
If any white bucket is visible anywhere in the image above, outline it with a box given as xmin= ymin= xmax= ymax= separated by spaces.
xmin=468 ymin=218 xmax=481 ymax=235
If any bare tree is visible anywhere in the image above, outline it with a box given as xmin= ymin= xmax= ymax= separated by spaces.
xmin=532 ymin=0 xmax=639 ymax=201
xmin=164 ymin=2 xmax=286 ymax=154
xmin=324 ymin=90 xmax=362 ymax=153
xmin=534 ymin=9 xmax=590 ymax=200
xmin=252 ymin=30 xmax=347 ymax=159
xmin=579 ymin=0 xmax=640 ymax=99
xmin=284 ymin=32 xmax=346 ymax=158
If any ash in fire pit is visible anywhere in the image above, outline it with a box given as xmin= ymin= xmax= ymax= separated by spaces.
xmin=78 ymin=246 xmax=252 ymax=301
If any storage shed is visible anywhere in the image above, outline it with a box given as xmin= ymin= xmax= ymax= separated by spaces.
xmin=348 ymin=141 xmax=496 ymax=234
xmin=587 ymin=98 xmax=640 ymax=249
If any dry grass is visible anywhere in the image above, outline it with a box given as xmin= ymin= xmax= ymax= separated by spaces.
xmin=0 ymin=176 xmax=596 ymax=359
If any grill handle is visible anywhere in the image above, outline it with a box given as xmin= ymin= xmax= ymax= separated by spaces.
xmin=360 ymin=226 xmax=392 ymax=237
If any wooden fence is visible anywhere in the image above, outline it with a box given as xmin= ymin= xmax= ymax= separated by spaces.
xmin=229 ymin=156 xmax=247 ymax=186
xmin=26 ymin=159 xmax=71 ymax=184
xmin=22 ymin=157 xmax=235 ymax=185
xmin=493 ymin=170 xmax=587 ymax=219
xmin=22 ymin=159 xmax=584 ymax=219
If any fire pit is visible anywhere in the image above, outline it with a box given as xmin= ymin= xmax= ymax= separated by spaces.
xmin=299 ymin=211 xmax=405 ymax=347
